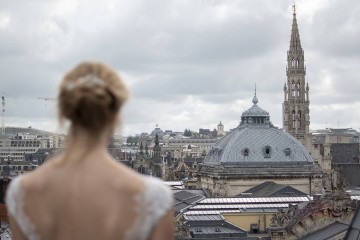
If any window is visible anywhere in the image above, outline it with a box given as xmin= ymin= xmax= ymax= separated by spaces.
xmin=243 ymin=148 xmax=249 ymax=157
xmin=291 ymin=81 xmax=295 ymax=97
xmin=264 ymin=146 xmax=271 ymax=158
xmin=285 ymin=148 xmax=291 ymax=156
xmin=292 ymin=110 xmax=296 ymax=129
xmin=250 ymin=224 xmax=259 ymax=234
xmin=296 ymin=81 xmax=300 ymax=97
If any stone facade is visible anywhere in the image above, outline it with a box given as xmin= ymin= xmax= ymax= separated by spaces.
xmin=282 ymin=6 xmax=311 ymax=149
xmin=268 ymin=171 xmax=357 ymax=240
xmin=132 ymin=134 xmax=168 ymax=178
xmin=310 ymin=128 xmax=360 ymax=185
xmin=199 ymin=167 xmax=322 ymax=197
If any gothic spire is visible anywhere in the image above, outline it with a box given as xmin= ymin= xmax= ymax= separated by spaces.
xmin=155 ymin=134 xmax=159 ymax=146
xmin=289 ymin=3 xmax=302 ymax=52
xmin=283 ymin=4 xmax=310 ymax=146
xmin=139 ymin=141 xmax=144 ymax=155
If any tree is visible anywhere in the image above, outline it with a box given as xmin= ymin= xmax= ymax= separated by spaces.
xmin=183 ymin=129 xmax=192 ymax=137
xmin=126 ymin=136 xmax=139 ymax=145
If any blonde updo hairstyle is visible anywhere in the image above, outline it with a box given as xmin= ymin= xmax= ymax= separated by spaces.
xmin=58 ymin=62 xmax=129 ymax=136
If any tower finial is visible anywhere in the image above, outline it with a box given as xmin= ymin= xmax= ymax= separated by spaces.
xmin=252 ymin=84 xmax=258 ymax=105
xmin=292 ymin=3 xmax=296 ymax=15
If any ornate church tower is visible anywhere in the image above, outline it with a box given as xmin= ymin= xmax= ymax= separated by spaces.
xmin=283 ymin=5 xmax=310 ymax=147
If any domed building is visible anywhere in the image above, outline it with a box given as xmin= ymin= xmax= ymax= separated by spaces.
xmin=199 ymin=94 xmax=323 ymax=197
xmin=150 ymin=125 xmax=164 ymax=137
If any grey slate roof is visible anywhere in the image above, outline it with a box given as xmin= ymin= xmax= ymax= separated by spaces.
xmin=185 ymin=214 xmax=247 ymax=239
xmin=172 ymin=190 xmax=205 ymax=216
xmin=203 ymin=97 xmax=313 ymax=167
xmin=204 ymin=126 xmax=313 ymax=166
xmin=300 ymin=221 xmax=349 ymax=240
xmin=346 ymin=205 xmax=360 ymax=239
xmin=173 ymin=189 xmax=208 ymax=197
xmin=184 ymin=214 xmax=224 ymax=222
xmin=239 ymin=181 xmax=307 ymax=198
xmin=241 ymin=101 xmax=269 ymax=118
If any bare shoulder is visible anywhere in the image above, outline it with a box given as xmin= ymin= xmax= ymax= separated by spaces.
xmin=20 ymin=155 xmax=63 ymax=191
xmin=106 ymin=158 xmax=146 ymax=193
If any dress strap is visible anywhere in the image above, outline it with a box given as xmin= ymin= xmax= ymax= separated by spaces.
xmin=125 ymin=176 xmax=173 ymax=240
xmin=6 ymin=175 xmax=40 ymax=240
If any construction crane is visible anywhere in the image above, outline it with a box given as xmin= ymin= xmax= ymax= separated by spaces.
xmin=38 ymin=97 xmax=57 ymax=108
xmin=38 ymin=97 xmax=56 ymax=101
xmin=1 ymin=96 xmax=5 ymax=135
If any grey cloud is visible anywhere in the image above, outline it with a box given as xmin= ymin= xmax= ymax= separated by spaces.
xmin=0 ymin=0 xmax=359 ymax=135
xmin=310 ymin=0 xmax=360 ymax=57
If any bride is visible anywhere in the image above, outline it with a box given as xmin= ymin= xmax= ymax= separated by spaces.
xmin=6 ymin=62 xmax=174 ymax=240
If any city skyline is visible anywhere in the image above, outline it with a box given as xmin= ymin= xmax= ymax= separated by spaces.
xmin=0 ymin=0 xmax=359 ymax=136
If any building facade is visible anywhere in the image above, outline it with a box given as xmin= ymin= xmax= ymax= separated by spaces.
xmin=199 ymin=95 xmax=322 ymax=197
xmin=282 ymin=6 xmax=311 ymax=148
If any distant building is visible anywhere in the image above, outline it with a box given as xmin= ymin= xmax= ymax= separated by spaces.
xmin=199 ymin=95 xmax=322 ymax=197
xmin=150 ymin=125 xmax=164 ymax=137
xmin=217 ymin=121 xmax=225 ymax=136
xmin=282 ymin=4 xmax=311 ymax=149
xmin=163 ymin=138 xmax=217 ymax=158
xmin=0 ymin=156 xmax=37 ymax=176
xmin=133 ymin=134 xmax=168 ymax=178
xmin=0 ymin=135 xmax=41 ymax=161
xmin=0 ymin=131 xmax=65 ymax=161
xmin=310 ymin=128 xmax=360 ymax=186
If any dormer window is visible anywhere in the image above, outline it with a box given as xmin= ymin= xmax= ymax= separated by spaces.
xmin=264 ymin=146 xmax=271 ymax=158
xmin=285 ymin=148 xmax=291 ymax=156
xmin=214 ymin=227 xmax=221 ymax=232
xmin=243 ymin=148 xmax=249 ymax=157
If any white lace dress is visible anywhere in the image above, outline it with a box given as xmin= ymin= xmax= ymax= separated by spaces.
xmin=6 ymin=175 xmax=173 ymax=240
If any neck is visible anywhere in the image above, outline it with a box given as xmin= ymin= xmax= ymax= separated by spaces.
xmin=63 ymin=127 xmax=112 ymax=164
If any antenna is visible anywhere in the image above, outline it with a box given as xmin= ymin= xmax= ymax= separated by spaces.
xmin=1 ymin=96 xmax=5 ymax=136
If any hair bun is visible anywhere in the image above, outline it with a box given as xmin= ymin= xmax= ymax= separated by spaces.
xmin=59 ymin=62 xmax=129 ymax=132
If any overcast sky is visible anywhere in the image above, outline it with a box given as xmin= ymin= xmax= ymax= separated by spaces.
xmin=0 ymin=0 xmax=359 ymax=136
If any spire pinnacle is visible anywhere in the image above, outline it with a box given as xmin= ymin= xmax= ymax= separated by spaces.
xmin=155 ymin=134 xmax=159 ymax=146
xmin=252 ymin=84 xmax=258 ymax=105
xmin=289 ymin=3 xmax=302 ymax=52
xmin=292 ymin=3 xmax=296 ymax=16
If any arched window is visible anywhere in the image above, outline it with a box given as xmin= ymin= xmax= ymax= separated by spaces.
xmin=263 ymin=146 xmax=272 ymax=158
xmin=292 ymin=110 xmax=296 ymax=129
xmin=296 ymin=81 xmax=300 ymax=97
xmin=298 ymin=110 xmax=302 ymax=129
xmin=138 ymin=165 xmax=145 ymax=174
xmin=291 ymin=81 xmax=295 ymax=97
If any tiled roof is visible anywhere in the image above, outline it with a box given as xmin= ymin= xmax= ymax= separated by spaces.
xmin=240 ymin=181 xmax=307 ymax=197
xmin=300 ymin=221 xmax=349 ymax=240
xmin=204 ymin=125 xmax=313 ymax=166
xmin=346 ymin=205 xmax=360 ymax=239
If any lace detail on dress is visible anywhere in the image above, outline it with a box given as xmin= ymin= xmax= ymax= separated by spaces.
xmin=125 ymin=176 xmax=173 ymax=240
xmin=6 ymin=175 xmax=40 ymax=240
